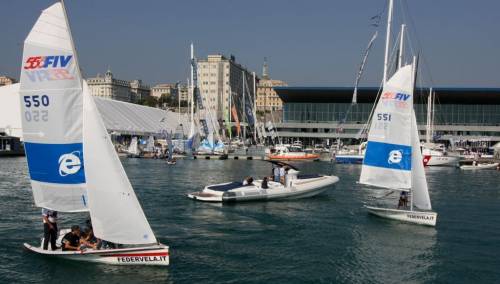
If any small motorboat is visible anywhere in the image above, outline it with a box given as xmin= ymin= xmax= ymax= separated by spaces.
xmin=459 ymin=162 xmax=499 ymax=170
xmin=187 ymin=161 xmax=339 ymax=202
xmin=267 ymin=145 xmax=320 ymax=161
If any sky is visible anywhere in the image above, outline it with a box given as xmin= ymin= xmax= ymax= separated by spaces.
xmin=1 ymin=0 xmax=499 ymax=88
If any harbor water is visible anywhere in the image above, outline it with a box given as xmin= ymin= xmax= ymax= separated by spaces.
xmin=0 ymin=157 xmax=499 ymax=283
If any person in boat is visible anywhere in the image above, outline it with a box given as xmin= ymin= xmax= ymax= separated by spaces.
xmin=398 ymin=191 xmax=409 ymax=209
xmin=279 ymin=165 xmax=285 ymax=185
xmin=62 ymin=225 xmax=82 ymax=251
xmin=242 ymin=176 xmax=254 ymax=186
xmin=284 ymin=167 xmax=291 ymax=187
xmin=273 ymin=165 xmax=280 ymax=182
xmin=262 ymin=177 xmax=269 ymax=189
xmin=80 ymin=227 xmax=98 ymax=250
xmin=42 ymin=208 xmax=58 ymax=251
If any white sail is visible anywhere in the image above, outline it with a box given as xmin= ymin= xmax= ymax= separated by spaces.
xmin=128 ymin=137 xmax=138 ymax=155
xmin=359 ymin=64 xmax=414 ymax=190
xmin=411 ymin=109 xmax=432 ymax=210
xmin=145 ymin=135 xmax=155 ymax=152
xmin=19 ymin=3 xmax=87 ymax=212
xmin=82 ymin=81 xmax=157 ymax=245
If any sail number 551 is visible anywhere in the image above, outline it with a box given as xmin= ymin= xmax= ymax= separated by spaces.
xmin=23 ymin=95 xmax=49 ymax=122
xmin=377 ymin=113 xmax=392 ymax=121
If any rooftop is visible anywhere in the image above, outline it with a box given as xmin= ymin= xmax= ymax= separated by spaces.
xmin=274 ymin=86 xmax=500 ymax=104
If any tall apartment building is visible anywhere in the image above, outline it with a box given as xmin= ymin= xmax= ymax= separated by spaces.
xmin=0 ymin=76 xmax=17 ymax=86
xmin=197 ymin=55 xmax=257 ymax=124
xmin=256 ymin=59 xmax=287 ymax=112
xmin=87 ymin=69 xmax=150 ymax=103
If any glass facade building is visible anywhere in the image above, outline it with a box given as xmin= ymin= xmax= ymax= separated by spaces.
xmin=275 ymin=87 xmax=500 ymax=142
xmin=283 ymin=102 xmax=500 ymax=126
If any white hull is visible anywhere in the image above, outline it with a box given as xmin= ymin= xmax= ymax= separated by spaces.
xmin=24 ymin=243 xmax=169 ymax=266
xmin=365 ymin=206 xmax=437 ymax=226
xmin=423 ymin=155 xmax=460 ymax=166
xmin=188 ymin=175 xmax=339 ymax=203
xmin=460 ymin=162 xmax=498 ymax=170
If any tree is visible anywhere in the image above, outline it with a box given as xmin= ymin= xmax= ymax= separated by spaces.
xmin=139 ymin=96 xmax=158 ymax=107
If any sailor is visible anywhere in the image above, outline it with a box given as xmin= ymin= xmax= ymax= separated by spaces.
xmin=284 ymin=167 xmax=291 ymax=187
xmin=62 ymin=225 xmax=81 ymax=251
xmin=273 ymin=166 xmax=280 ymax=182
xmin=261 ymin=177 xmax=269 ymax=189
xmin=398 ymin=191 xmax=408 ymax=209
xmin=279 ymin=165 xmax=285 ymax=185
xmin=42 ymin=208 xmax=58 ymax=250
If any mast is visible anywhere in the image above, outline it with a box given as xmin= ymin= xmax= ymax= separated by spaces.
xmin=177 ymin=82 xmax=181 ymax=125
xmin=398 ymin=24 xmax=405 ymax=69
xmin=253 ymin=71 xmax=257 ymax=144
xmin=59 ymin=0 xmax=82 ymax=86
xmin=383 ymin=0 xmax=394 ymax=84
xmin=228 ymin=86 xmax=232 ymax=140
xmin=426 ymin=87 xmax=433 ymax=143
xmin=411 ymin=55 xmax=418 ymax=212
xmin=189 ymin=43 xmax=195 ymax=137
xmin=242 ymin=71 xmax=246 ymax=140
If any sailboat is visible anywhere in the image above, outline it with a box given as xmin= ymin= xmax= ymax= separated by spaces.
xmin=21 ymin=1 xmax=169 ymax=265
xmin=166 ymin=131 xmax=176 ymax=165
xmin=360 ymin=59 xmax=437 ymax=226
xmin=359 ymin=0 xmax=437 ymax=227
xmin=126 ymin=136 xmax=141 ymax=158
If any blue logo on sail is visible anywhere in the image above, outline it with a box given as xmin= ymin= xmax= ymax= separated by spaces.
xmin=25 ymin=142 xmax=86 ymax=184
xmin=363 ymin=141 xmax=411 ymax=171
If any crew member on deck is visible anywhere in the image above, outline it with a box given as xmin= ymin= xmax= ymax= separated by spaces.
xmin=62 ymin=225 xmax=82 ymax=251
xmin=398 ymin=191 xmax=409 ymax=209
xmin=42 ymin=208 xmax=58 ymax=251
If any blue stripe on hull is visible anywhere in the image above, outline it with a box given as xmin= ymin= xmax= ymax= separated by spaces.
xmin=363 ymin=141 xmax=411 ymax=171
xmin=24 ymin=142 xmax=86 ymax=184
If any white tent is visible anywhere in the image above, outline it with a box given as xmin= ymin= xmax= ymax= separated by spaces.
xmin=0 ymin=83 xmax=188 ymax=139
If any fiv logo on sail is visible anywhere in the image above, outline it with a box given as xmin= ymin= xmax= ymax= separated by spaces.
xmin=23 ymin=55 xmax=75 ymax=82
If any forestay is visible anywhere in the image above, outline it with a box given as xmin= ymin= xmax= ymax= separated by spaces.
xmin=359 ymin=64 xmax=414 ymax=190
xmin=19 ymin=3 xmax=87 ymax=212
xmin=83 ymin=81 xmax=157 ymax=245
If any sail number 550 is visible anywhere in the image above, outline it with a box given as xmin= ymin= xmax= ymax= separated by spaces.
xmin=23 ymin=95 xmax=50 ymax=107
xmin=23 ymin=95 xmax=50 ymax=122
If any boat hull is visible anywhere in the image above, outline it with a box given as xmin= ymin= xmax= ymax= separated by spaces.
xmin=423 ymin=155 xmax=460 ymax=166
xmin=365 ymin=206 xmax=437 ymax=226
xmin=267 ymin=153 xmax=320 ymax=161
xmin=188 ymin=175 xmax=339 ymax=203
xmin=460 ymin=162 xmax=498 ymax=170
xmin=334 ymin=155 xmax=364 ymax=164
xmin=24 ymin=243 xmax=169 ymax=266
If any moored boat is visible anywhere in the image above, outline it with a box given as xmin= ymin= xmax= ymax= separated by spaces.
xmin=268 ymin=145 xmax=320 ymax=161
xmin=459 ymin=162 xmax=499 ymax=170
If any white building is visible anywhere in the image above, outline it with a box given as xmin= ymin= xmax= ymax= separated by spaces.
xmin=0 ymin=76 xmax=17 ymax=86
xmin=87 ymin=69 xmax=150 ymax=103
xmin=0 ymin=83 xmax=188 ymax=138
xmin=197 ymin=55 xmax=257 ymax=124
xmin=150 ymin=83 xmax=177 ymax=99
